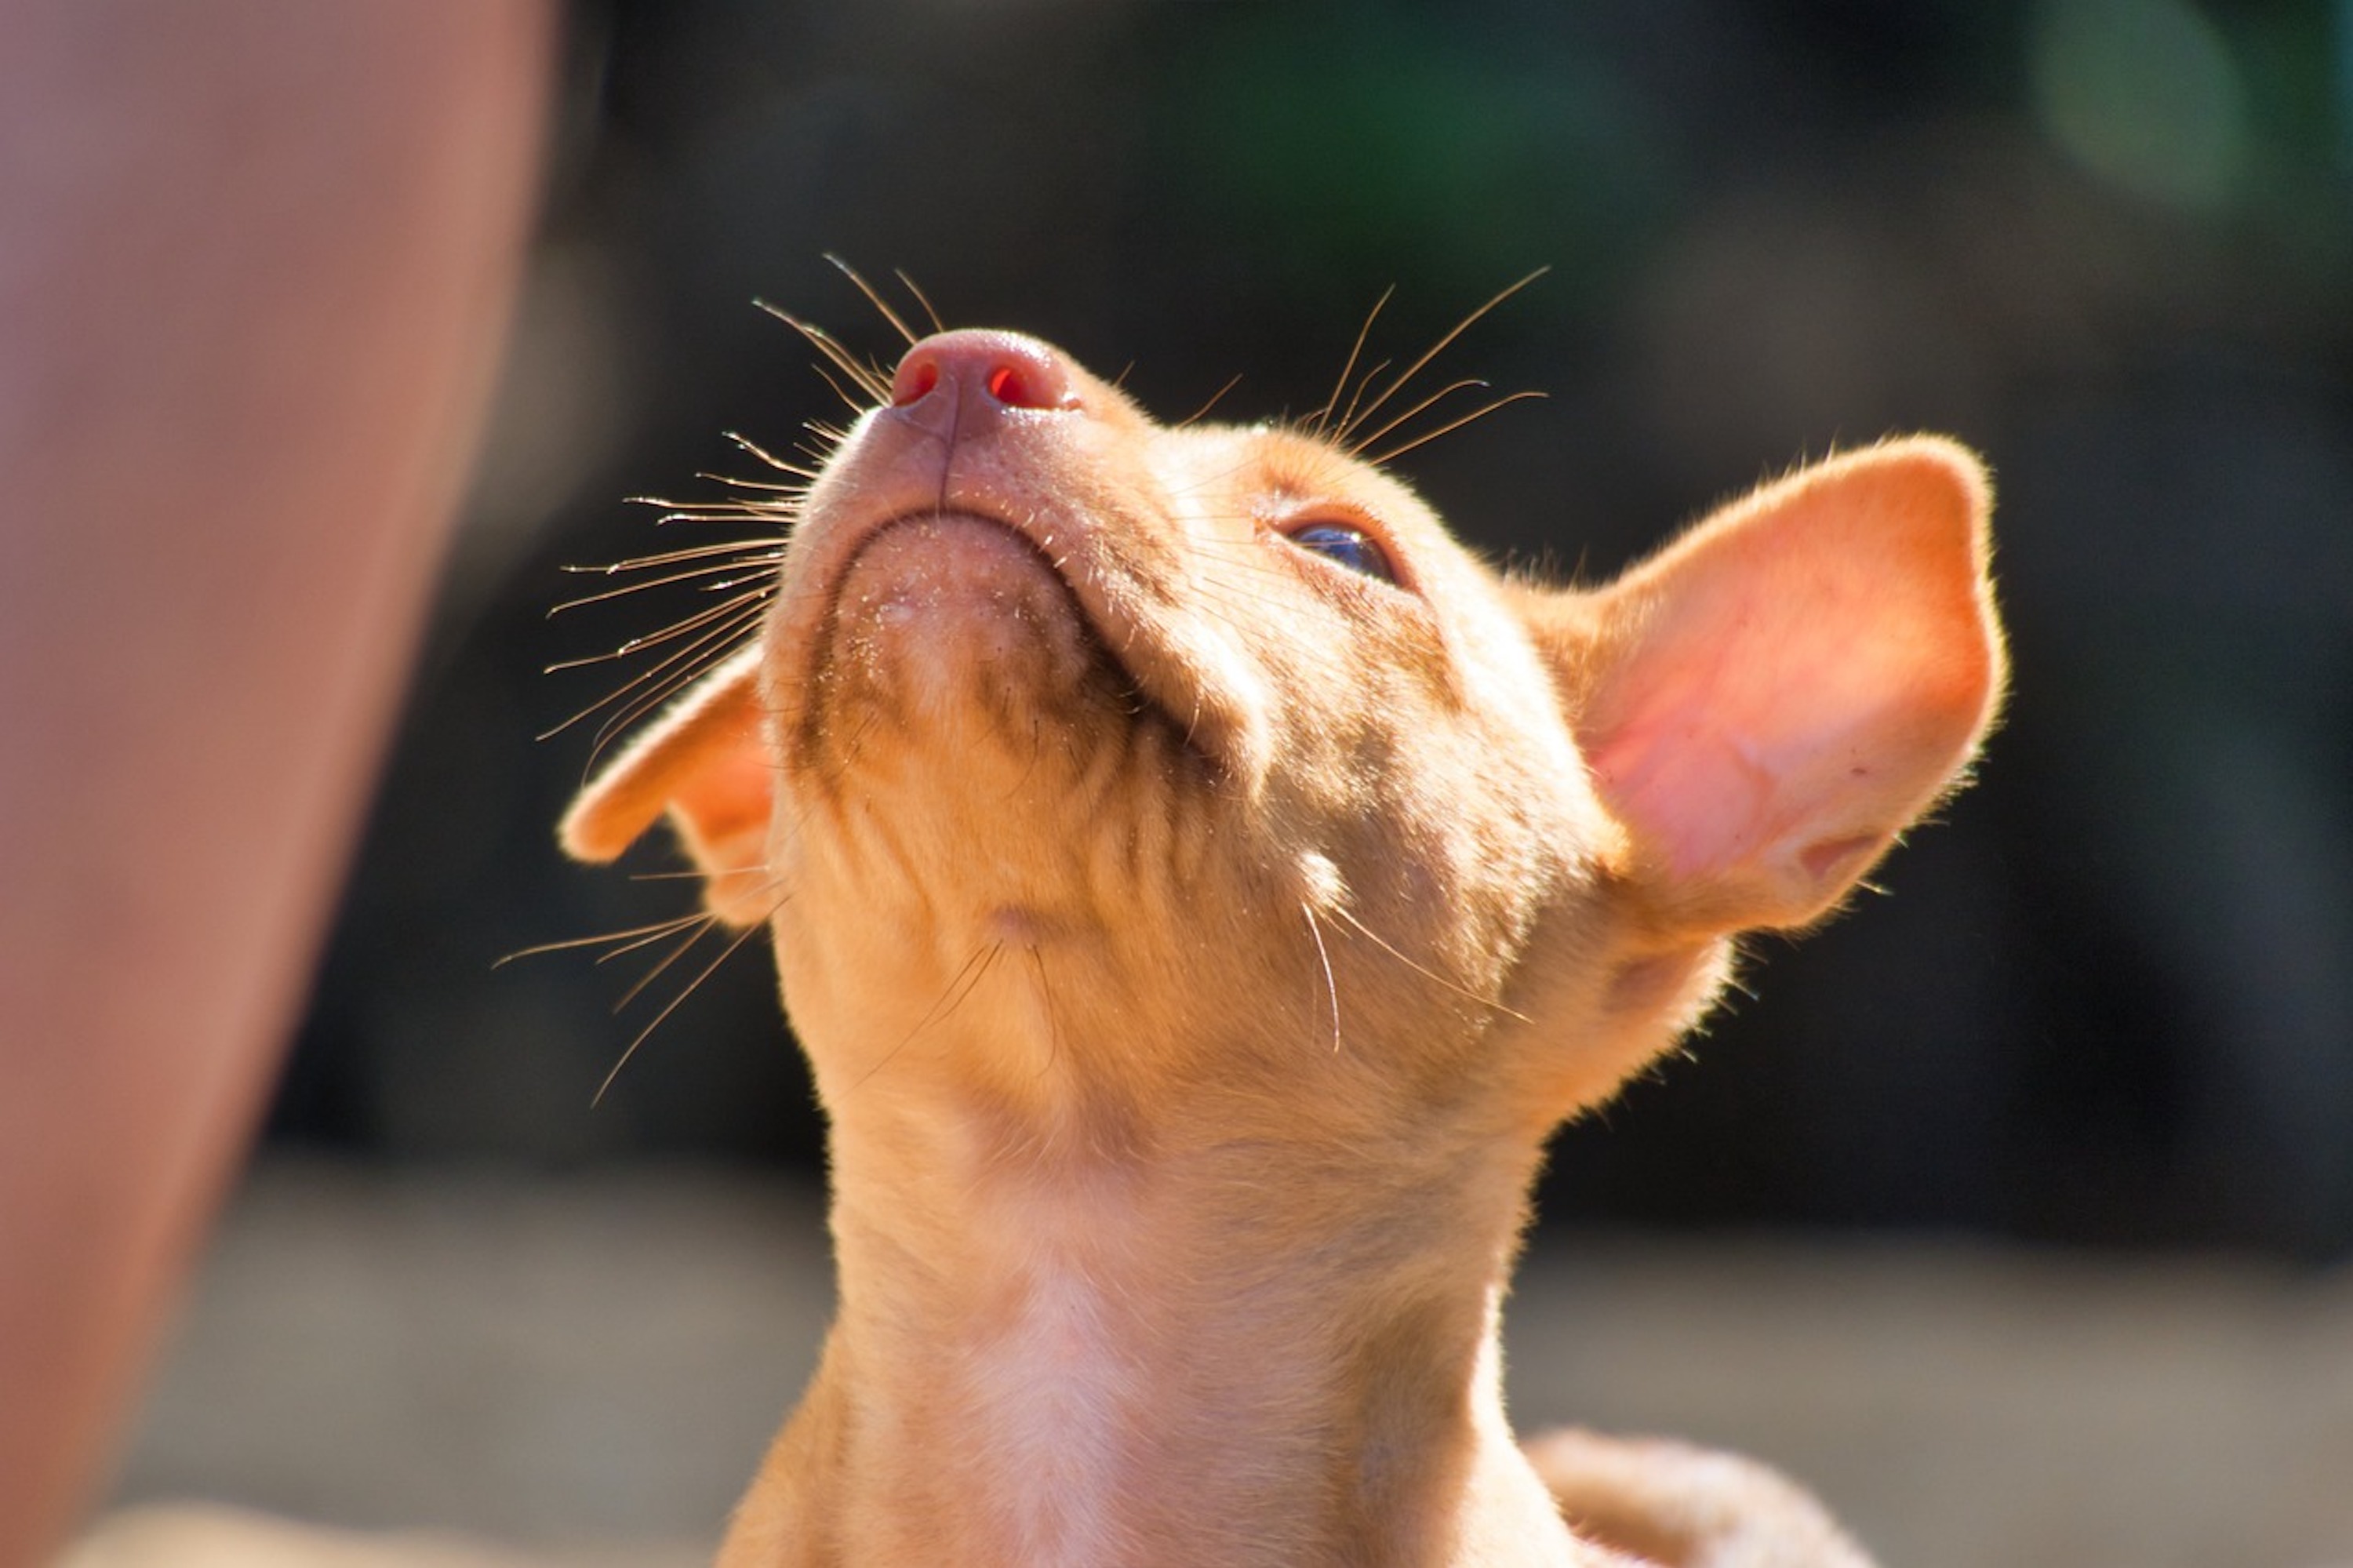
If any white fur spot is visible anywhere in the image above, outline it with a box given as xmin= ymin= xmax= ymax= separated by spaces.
xmin=963 ymin=1201 xmax=1140 ymax=1566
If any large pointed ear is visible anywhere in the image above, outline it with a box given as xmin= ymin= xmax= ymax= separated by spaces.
xmin=1531 ymin=438 xmax=2005 ymax=937
xmin=558 ymin=645 xmax=777 ymax=926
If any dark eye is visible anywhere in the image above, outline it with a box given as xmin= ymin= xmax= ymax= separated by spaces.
xmin=1285 ymin=522 xmax=1396 ymax=584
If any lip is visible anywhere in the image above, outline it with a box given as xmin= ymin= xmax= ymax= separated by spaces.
xmin=821 ymin=499 xmax=1086 ymax=648
xmin=842 ymin=501 xmax=1060 ymax=584
xmin=786 ymin=493 xmax=1207 ymax=773
xmin=824 ymin=504 xmax=1096 ymax=660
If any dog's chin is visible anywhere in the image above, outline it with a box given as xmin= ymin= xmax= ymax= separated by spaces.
xmin=799 ymin=512 xmax=1147 ymax=782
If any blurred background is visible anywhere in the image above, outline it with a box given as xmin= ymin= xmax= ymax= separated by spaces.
xmin=99 ymin=0 xmax=2353 ymax=1563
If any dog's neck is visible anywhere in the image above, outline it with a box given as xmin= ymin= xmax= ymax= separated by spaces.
xmin=754 ymin=781 xmax=1590 ymax=1561
xmin=808 ymin=1060 xmax=1562 ymax=1566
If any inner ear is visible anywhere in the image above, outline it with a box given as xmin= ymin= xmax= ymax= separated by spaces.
xmin=1533 ymin=438 xmax=2005 ymax=937
xmin=558 ymin=646 xmax=778 ymax=926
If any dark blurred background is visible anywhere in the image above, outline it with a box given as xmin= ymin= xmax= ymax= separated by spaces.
xmin=267 ymin=0 xmax=2353 ymax=1260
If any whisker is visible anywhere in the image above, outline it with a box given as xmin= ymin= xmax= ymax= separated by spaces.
xmin=592 ymin=918 xmax=773 ymax=1107
xmin=609 ymin=911 xmax=727 ymax=1012
xmin=548 ymin=557 xmax=780 ymax=617
xmin=727 ymin=430 xmax=827 ymax=475
xmin=596 ymin=913 xmax=747 ymax=970
xmin=1343 ymin=376 xmax=1489 ymax=459
xmin=825 ymin=253 xmax=922 ymax=348
xmin=1327 ymin=905 xmax=1530 ymax=1023
xmin=620 ymin=503 xmax=793 ymax=530
xmin=1303 ymin=901 xmax=1343 ymax=1053
xmin=1023 ymin=945 xmax=1061 ymax=1080
xmin=591 ymin=585 xmax=771 ymax=650
xmin=1176 ymin=372 xmax=1246 ymax=430
xmin=692 ymin=470 xmax=812 ymax=493
xmin=540 ymin=599 xmax=766 ymax=746
xmin=850 ymin=942 xmax=1006 ymax=1092
xmin=562 ymin=536 xmax=784 ymax=578
xmin=755 ymin=300 xmax=893 ymax=406
xmin=544 ymin=588 xmax=766 ymax=681
xmin=1312 ymin=286 xmax=1394 ymax=438
xmin=1330 ymin=356 xmax=1393 ymax=452
xmin=493 ymin=909 xmax=713 ymax=968
xmin=1336 ymin=267 xmax=1548 ymax=449
xmin=893 ymin=268 xmax=946 ymax=337
xmin=1366 ymin=390 xmax=1548 ymax=467
xmin=806 ymin=363 xmax=870 ymax=416
xmin=577 ymin=628 xmax=766 ymax=759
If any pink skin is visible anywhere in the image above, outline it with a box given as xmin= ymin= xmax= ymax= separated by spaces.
xmin=0 ymin=8 xmax=551 ymax=1560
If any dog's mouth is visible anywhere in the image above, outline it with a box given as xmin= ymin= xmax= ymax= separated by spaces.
xmin=788 ymin=504 xmax=1209 ymax=785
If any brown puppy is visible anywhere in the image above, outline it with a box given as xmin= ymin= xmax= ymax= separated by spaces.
xmin=561 ymin=322 xmax=2003 ymax=1566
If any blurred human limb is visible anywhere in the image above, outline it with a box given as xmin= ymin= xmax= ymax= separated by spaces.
xmin=0 ymin=4 xmax=554 ymax=1560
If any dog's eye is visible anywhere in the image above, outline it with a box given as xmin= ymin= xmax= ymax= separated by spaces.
xmin=1285 ymin=522 xmax=1395 ymax=584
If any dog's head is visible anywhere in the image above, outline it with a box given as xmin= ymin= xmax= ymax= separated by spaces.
xmin=560 ymin=326 xmax=2003 ymax=1152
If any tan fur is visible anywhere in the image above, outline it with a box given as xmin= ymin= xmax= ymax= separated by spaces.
xmin=561 ymin=326 xmax=2003 ymax=1566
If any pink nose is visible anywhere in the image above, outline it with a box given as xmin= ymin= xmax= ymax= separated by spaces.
xmin=889 ymin=329 xmax=1075 ymax=413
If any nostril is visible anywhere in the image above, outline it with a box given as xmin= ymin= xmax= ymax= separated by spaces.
xmin=889 ymin=330 xmax=1074 ymax=413
xmin=984 ymin=364 xmax=1030 ymax=405
xmin=892 ymin=358 xmax=940 ymax=406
